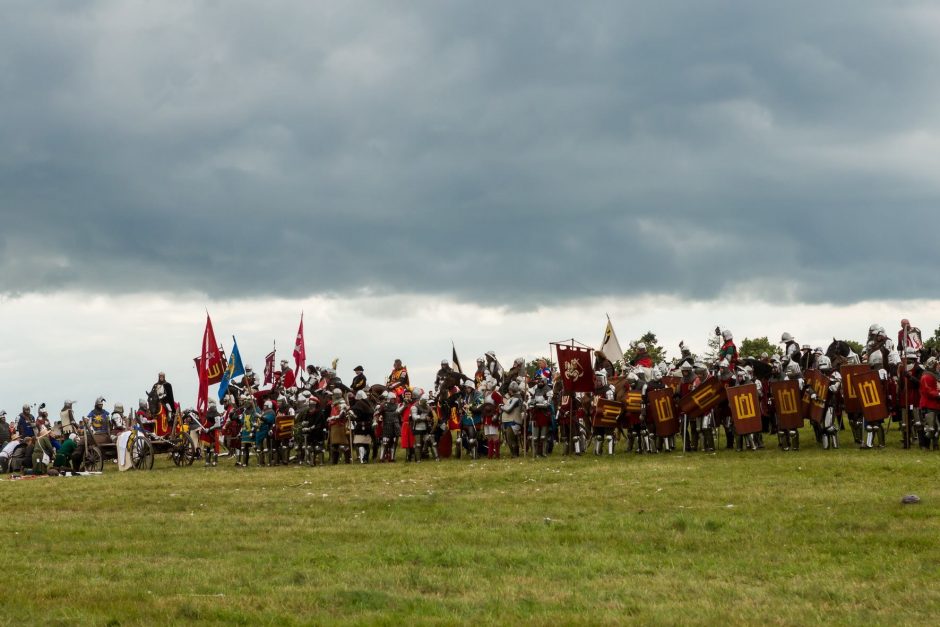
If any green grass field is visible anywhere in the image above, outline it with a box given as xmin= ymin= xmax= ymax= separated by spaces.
xmin=2 ymin=440 xmax=940 ymax=626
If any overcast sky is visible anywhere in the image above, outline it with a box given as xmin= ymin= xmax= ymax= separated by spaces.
xmin=2 ymin=1 xmax=940 ymax=415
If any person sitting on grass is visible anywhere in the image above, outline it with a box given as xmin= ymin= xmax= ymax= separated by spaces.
xmin=8 ymin=436 xmax=33 ymax=473
xmin=54 ymin=434 xmax=81 ymax=472
xmin=31 ymin=427 xmax=56 ymax=475
xmin=0 ymin=434 xmax=22 ymax=472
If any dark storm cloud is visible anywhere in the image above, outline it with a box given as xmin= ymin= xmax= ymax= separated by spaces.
xmin=2 ymin=0 xmax=940 ymax=306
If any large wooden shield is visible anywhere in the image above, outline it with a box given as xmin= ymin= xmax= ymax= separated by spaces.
xmin=727 ymin=384 xmax=762 ymax=435
xmin=801 ymin=370 xmax=829 ymax=424
xmin=274 ymin=414 xmax=294 ymax=440
xmin=852 ymin=370 xmax=889 ymax=422
xmin=648 ymin=388 xmax=680 ymax=437
xmin=438 ymin=428 xmax=453 ymax=458
xmin=770 ymin=380 xmax=803 ymax=430
xmin=622 ymin=391 xmax=643 ymax=427
xmin=593 ymin=397 xmax=621 ymax=428
xmin=840 ymin=365 xmax=869 ymax=413
xmin=661 ymin=376 xmax=682 ymax=394
xmin=625 ymin=391 xmax=643 ymax=414
xmin=678 ymin=377 xmax=725 ymax=418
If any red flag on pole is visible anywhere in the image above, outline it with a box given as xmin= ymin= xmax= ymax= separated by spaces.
xmin=554 ymin=344 xmax=594 ymax=393
xmin=264 ymin=349 xmax=276 ymax=386
xmin=293 ymin=314 xmax=306 ymax=377
xmin=196 ymin=314 xmax=224 ymax=415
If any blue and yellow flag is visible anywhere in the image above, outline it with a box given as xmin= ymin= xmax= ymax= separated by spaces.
xmin=218 ymin=337 xmax=246 ymax=401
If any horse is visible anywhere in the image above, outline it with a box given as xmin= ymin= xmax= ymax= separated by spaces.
xmin=825 ymin=339 xmax=858 ymax=369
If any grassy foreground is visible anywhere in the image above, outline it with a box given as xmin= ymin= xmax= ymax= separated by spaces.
xmin=2 ymin=443 xmax=940 ymax=626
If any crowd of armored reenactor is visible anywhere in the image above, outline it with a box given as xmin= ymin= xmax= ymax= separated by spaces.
xmin=4 ymin=321 xmax=940 ymax=475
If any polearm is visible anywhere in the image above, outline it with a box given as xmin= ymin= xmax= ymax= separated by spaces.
xmin=901 ymin=324 xmax=910 ymax=449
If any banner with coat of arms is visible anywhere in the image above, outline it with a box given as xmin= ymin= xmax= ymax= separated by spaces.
xmin=555 ymin=345 xmax=594 ymax=393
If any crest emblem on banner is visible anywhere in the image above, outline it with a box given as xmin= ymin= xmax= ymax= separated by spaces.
xmin=554 ymin=344 xmax=595 ymax=393
xmin=565 ymin=359 xmax=584 ymax=383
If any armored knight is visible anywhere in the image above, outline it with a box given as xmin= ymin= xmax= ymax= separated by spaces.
xmin=528 ymin=376 xmax=553 ymax=457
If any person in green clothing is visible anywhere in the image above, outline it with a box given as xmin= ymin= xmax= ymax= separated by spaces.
xmin=54 ymin=433 xmax=81 ymax=471
xmin=31 ymin=427 xmax=56 ymax=474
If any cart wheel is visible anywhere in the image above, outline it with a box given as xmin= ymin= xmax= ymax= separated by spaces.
xmin=83 ymin=446 xmax=104 ymax=472
xmin=171 ymin=439 xmax=197 ymax=466
xmin=132 ymin=437 xmax=154 ymax=470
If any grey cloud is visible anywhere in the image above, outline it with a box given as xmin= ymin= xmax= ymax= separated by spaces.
xmin=2 ymin=0 xmax=940 ymax=307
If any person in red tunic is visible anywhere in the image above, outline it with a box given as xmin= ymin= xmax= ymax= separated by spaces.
xmin=279 ymin=360 xmax=296 ymax=389
xmin=918 ymin=357 xmax=940 ymax=450
xmin=398 ymin=389 xmax=417 ymax=461
xmin=632 ymin=344 xmax=654 ymax=369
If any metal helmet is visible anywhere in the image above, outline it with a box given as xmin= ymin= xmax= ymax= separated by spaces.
xmin=22 ymin=403 xmax=30 ymax=412
xmin=95 ymin=397 xmax=105 ymax=408
xmin=680 ymin=362 xmax=692 ymax=372
xmin=785 ymin=362 xmax=802 ymax=379
xmin=476 ymin=357 xmax=484 ymax=365
xmin=814 ymin=347 xmax=823 ymax=355
xmin=722 ymin=330 xmax=733 ymax=341
xmin=717 ymin=358 xmax=730 ymax=369
xmin=650 ymin=368 xmax=662 ymax=382
xmin=355 ymin=390 xmax=367 ymax=400
xmin=925 ymin=357 xmax=938 ymax=371
xmin=816 ymin=356 xmax=832 ymax=371
xmin=139 ymin=398 xmax=148 ymax=409
xmin=513 ymin=357 xmax=524 ymax=367
xmin=441 ymin=359 xmax=449 ymax=366
xmin=384 ymin=391 xmax=396 ymax=400
xmin=113 ymin=403 xmax=125 ymax=414
xmin=636 ymin=342 xmax=647 ymax=351
xmin=594 ymin=371 xmax=608 ymax=388
xmin=781 ymin=332 xmax=793 ymax=343
xmin=263 ymin=400 xmax=273 ymax=410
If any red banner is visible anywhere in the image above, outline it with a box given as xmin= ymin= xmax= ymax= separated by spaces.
xmin=196 ymin=315 xmax=224 ymax=415
xmin=555 ymin=345 xmax=594 ymax=393
xmin=264 ymin=350 xmax=276 ymax=386
xmin=292 ymin=314 xmax=306 ymax=377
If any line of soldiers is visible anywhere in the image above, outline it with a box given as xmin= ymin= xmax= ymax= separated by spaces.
xmin=5 ymin=321 xmax=939 ymax=474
